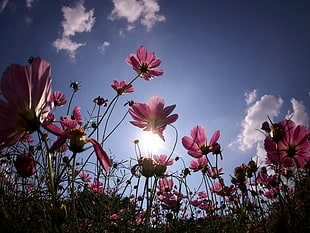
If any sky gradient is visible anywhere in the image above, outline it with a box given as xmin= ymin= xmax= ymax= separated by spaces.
xmin=1 ymin=0 xmax=309 ymax=181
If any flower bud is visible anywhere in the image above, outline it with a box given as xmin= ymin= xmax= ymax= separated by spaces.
xmin=270 ymin=123 xmax=283 ymax=142
xmin=154 ymin=163 xmax=167 ymax=177
xmin=69 ymin=128 xmax=87 ymax=153
xmin=140 ymin=157 xmax=155 ymax=177
xmin=14 ymin=154 xmax=37 ymax=178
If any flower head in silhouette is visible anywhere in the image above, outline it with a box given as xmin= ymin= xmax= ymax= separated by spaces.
xmin=126 ymin=46 xmax=163 ymax=80
xmin=0 ymin=57 xmax=52 ymax=149
xmin=129 ymin=96 xmax=178 ymax=141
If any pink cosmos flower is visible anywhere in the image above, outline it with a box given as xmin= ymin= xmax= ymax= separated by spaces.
xmin=264 ymin=119 xmax=310 ymax=168
xmin=189 ymin=156 xmax=208 ymax=172
xmin=0 ymin=57 xmax=52 ymax=149
xmin=14 ymin=154 xmax=37 ymax=178
xmin=207 ymin=167 xmax=224 ymax=179
xmin=126 ymin=46 xmax=164 ymax=81
xmin=43 ymin=109 xmax=112 ymax=173
xmin=51 ymin=91 xmax=67 ymax=107
xmin=129 ymin=96 xmax=178 ymax=141
xmin=72 ymin=106 xmax=83 ymax=125
xmin=89 ymin=178 xmax=104 ymax=194
xmin=109 ymin=214 xmax=120 ymax=220
xmin=157 ymin=192 xmax=182 ymax=211
xmin=182 ymin=126 xmax=220 ymax=158
xmin=79 ymin=171 xmax=92 ymax=182
xmin=157 ymin=178 xmax=174 ymax=192
xmin=153 ymin=154 xmax=174 ymax=166
xmin=111 ymin=79 xmax=134 ymax=94
xmin=210 ymin=182 xmax=235 ymax=197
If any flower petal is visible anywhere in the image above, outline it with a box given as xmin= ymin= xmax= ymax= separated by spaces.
xmin=87 ymin=138 xmax=112 ymax=173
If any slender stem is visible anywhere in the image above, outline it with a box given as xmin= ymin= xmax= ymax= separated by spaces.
xmin=70 ymin=151 xmax=79 ymax=232
xmin=66 ymin=90 xmax=76 ymax=116
xmin=167 ymin=124 xmax=178 ymax=161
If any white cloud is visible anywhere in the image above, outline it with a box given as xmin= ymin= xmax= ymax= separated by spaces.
xmin=61 ymin=3 xmax=95 ymax=37
xmin=98 ymin=41 xmax=111 ymax=54
xmin=252 ymin=142 xmax=267 ymax=167
xmin=108 ymin=0 xmax=165 ymax=32
xmin=140 ymin=0 xmax=165 ymax=30
xmin=0 ymin=0 xmax=9 ymax=13
xmin=109 ymin=0 xmax=143 ymax=23
xmin=53 ymin=37 xmax=86 ymax=59
xmin=26 ymin=0 xmax=34 ymax=8
xmin=53 ymin=1 xmax=95 ymax=59
xmin=244 ymin=89 xmax=257 ymax=105
xmin=286 ymin=98 xmax=309 ymax=126
xmin=232 ymin=94 xmax=283 ymax=151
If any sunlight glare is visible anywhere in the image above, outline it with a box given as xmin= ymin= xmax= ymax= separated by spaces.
xmin=140 ymin=131 xmax=163 ymax=154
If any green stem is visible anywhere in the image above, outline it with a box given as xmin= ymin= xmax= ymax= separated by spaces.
xmin=70 ymin=151 xmax=79 ymax=232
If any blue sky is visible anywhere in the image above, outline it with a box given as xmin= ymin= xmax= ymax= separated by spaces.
xmin=0 ymin=0 xmax=309 ymax=182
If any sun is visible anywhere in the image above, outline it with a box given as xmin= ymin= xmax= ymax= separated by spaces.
xmin=140 ymin=131 xmax=163 ymax=154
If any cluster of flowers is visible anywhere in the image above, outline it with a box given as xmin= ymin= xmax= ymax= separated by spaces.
xmin=0 ymin=46 xmax=309 ymax=232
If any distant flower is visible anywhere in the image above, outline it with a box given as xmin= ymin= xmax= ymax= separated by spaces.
xmin=89 ymin=178 xmax=104 ymax=194
xmin=79 ymin=171 xmax=92 ymax=182
xmin=111 ymin=79 xmax=134 ymax=94
xmin=153 ymin=154 xmax=174 ymax=166
xmin=51 ymin=91 xmax=67 ymax=107
xmin=189 ymin=156 xmax=208 ymax=172
xmin=264 ymin=119 xmax=310 ymax=168
xmin=129 ymin=96 xmax=178 ymax=141
xmin=126 ymin=46 xmax=164 ymax=80
xmin=0 ymin=57 xmax=52 ymax=149
xmin=71 ymin=106 xmax=83 ymax=125
xmin=93 ymin=96 xmax=108 ymax=106
xmin=182 ymin=126 xmax=220 ymax=158
xmin=157 ymin=192 xmax=182 ymax=211
xmin=207 ymin=167 xmax=223 ymax=179
xmin=198 ymin=191 xmax=208 ymax=199
xmin=14 ymin=154 xmax=37 ymax=178
xmin=109 ymin=214 xmax=120 ymax=220
xmin=157 ymin=178 xmax=174 ymax=192
xmin=23 ymin=134 xmax=34 ymax=143
xmin=70 ymin=81 xmax=81 ymax=92
xmin=210 ymin=182 xmax=235 ymax=197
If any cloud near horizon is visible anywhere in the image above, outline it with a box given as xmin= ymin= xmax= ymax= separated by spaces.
xmin=231 ymin=91 xmax=309 ymax=166
xmin=232 ymin=94 xmax=284 ymax=152
xmin=53 ymin=1 xmax=95 ymax=59
xmin=108 ymin=0 xmax=165 ymax=32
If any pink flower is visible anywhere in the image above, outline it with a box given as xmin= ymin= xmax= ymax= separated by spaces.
xmin=189 ymin=156 xmax=208 ymax=172
xmin=182 ymin=126 xmax=220 ymax=158
xmin=89 ymin=178 xmax=104 ymax=194
xmin=264 ymin=119 xmax=310 ymax=168
xmin=14 ymin=154 xmax=37 ymax=178
xmin=111 ymin=79 xmax=134 ymax=94
xmin=109 ymin=214 xmax=120 ymax=220
xmin=0 ymin=57 xmax=52 ymax=149
xmin=126 ymin=46 xmax=164 ymax=81
xmin=79 ymin=171 xmax=92 ymax=182
xmin=129 ymin=96 xmax=178 ymax=141
xmin=157 ymin=178 xmax=174 ymax=192
xmin=210 ymin=182 xmax=235 ymax=197
xmin=207 ymin=167 xmax=224 ymax=179
xmin=51 ymin=91 xmax=67 ymax=107
xmin=153 ymin=154 xmax=174 ymax=166
xmin=72 ymin=106 xmax=83 ymax=125
xmin=43 ymin=111 xmax=112 ymax=173
xmin=198 ymin=191 xmax=208 ymax=199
